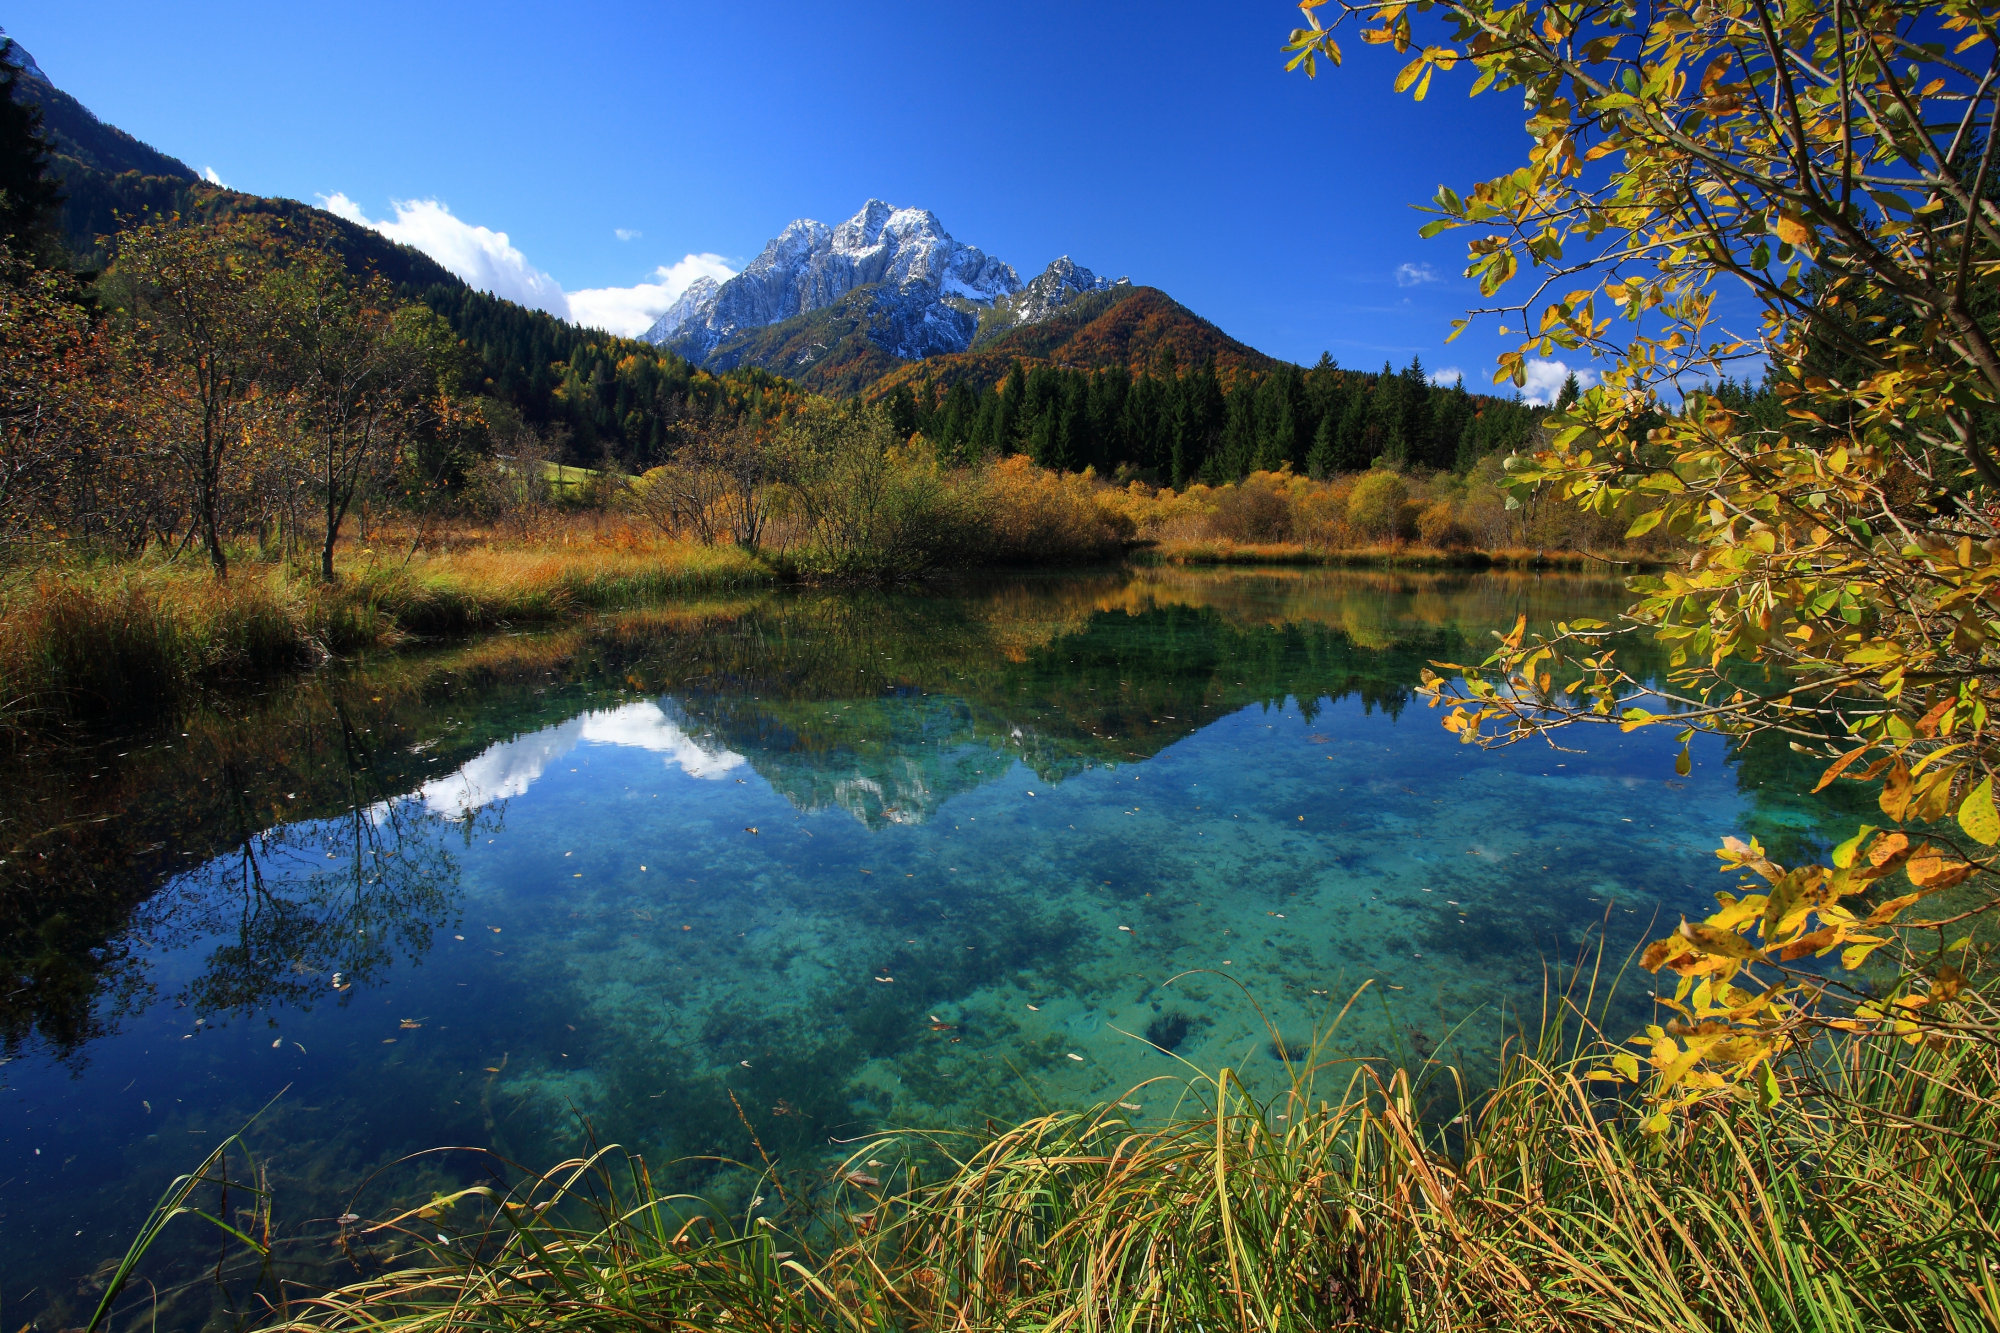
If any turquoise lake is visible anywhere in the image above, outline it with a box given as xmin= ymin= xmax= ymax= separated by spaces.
xmin=0 ymin=568 xmax=1847 ymax=1326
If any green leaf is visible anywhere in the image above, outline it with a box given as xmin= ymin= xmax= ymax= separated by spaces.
xmin=1675 ymin=747 xmax=1691 ymax=777
xmin=1831 ymin=825 xmax=1877 ymax=869
xmin=1957 ymin=776 xmax=2000 ymax=845
xmin=1626 ymin=507 xmax=1665 ymax=538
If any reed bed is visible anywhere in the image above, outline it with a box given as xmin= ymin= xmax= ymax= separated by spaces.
xmin=212 ymin=989 xmax=2000 ymax=1333
xmin=0 ymin=543 xmax=772 ymax=728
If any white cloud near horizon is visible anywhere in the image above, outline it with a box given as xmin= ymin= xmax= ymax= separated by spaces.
xmin=317 ymin=193 xmax=734 ymax=337
xmin=614 ymin=228 xmax=642 ymax=242
xmin=201 ymin=165 xmax=226 ymax=186
xmin=1395 ymin=261 xmax=1440 ymax=286
xmin=1428 ymin=367 xmax=1464 ymax=387
xmin=568 ymin=253 xmax=736 ymax=338
xmin=1519 ymin=357 xmax=1598 ymax=406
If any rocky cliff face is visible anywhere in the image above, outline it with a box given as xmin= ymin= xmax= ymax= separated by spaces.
xmin=645 ymin=201 xmax=1123 ymax=369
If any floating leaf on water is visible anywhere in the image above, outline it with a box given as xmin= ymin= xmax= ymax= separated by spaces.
xmin=338 ymin=1214 xmax=360 ymax=1226
xmin=875 ymin=976 xmax=894 ymax=983
xmin=1118 ymin=925 xmax=1132 ymax=932
xmin=382 ymin=1038 xmax=397 ymax=1044
xmin=1026 ymin=1004 xmax=1041 ymax=1011
xmin=866 ymin=1160 xmax=885 ymax=1169
xmin=483 ymin=1066 xmax=501 ymax=1073
xmin=1118 ymin=1102 xmax=1142 ymax=1112
xmin=271 ymin=1038 xmax=281 ymax=1048
xmin=740 ymin=1060 xmax=752 ymax=1068
xmin=844 ymin=1171 xmax=881 ymax=1188
xmin=745 ymin=827 xmax=759 ymax=834
xmin=1066 ymin=1053 xmax=1084 ymax=1062
xmin=400 ymin=1020 xmax=423 ymax=1030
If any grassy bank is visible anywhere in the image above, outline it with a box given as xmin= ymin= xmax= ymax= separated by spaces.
xmin=148 ymin=989 xmax=1999 ymax=1333
xmin=1136 ymin=538 xmax=1674 ymax=571
xmin=0 ymin=542 xmax=771 ymax=728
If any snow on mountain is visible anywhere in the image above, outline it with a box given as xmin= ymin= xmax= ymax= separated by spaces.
xmin=977 ymin=257 xmax=1127 ymax=342
xmin=644 ymin=200 xmax=1118 ymax=367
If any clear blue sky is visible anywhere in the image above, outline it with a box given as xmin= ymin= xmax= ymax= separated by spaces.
xmin=5 ymin=0 xmax=1584 ymax=398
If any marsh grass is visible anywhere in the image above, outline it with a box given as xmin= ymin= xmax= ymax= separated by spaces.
xmin=1138 ymin=539 xmax=1675 ymax=571
xmin=110 ymin=975 xmax=2000 ymax=1333
xmin=0 ymin=543 xmax=772 ymax=728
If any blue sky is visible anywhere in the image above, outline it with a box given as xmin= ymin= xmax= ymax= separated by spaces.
xmin=6 ymin=0 xmax=1593 ymax=400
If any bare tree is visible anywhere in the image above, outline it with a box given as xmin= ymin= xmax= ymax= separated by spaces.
xmin=110 ymin=218 xmax=280 ymax=578
xmin=628 ymin=419 xmax=774 ymax=548
xmin=266 ymin=249 xmax=450 ymax=580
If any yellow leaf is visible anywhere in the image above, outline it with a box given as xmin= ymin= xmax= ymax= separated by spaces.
xmin=1957 ymin=775 xmax=2000 ymax=845
xmin=1773 ymin=211 xmax=1814 ymax=249
xmin=1678 ymin=920 xmax=1761 ymax=960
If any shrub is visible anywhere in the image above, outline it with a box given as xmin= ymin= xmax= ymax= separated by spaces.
xmin=1207 ymin=482 xmax=1294 ymax=542
xmin=1346 ymin=470 xmax=1410 ymax=541
xmin=1416 ymin=499 xmax=1466 ymax=549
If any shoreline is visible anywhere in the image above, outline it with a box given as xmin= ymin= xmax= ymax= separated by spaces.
xmin=0 ymin=547 xmax=1659 ymax=735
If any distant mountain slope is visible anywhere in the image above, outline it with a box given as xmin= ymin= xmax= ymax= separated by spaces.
xmin=686 ymin=283 xmax=912 ymax=397
xmin=867 ymin=286 xmax=1281 ymax=399
xmin=2 ymin=30 xmax=200 ymax=265
xmin=1 ymin=30 xmax=194 ymax=181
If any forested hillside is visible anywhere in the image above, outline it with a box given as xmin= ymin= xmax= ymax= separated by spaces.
xmin=3 ymin=41 xmax=789 ymax=473
xmin=884 ymin=353 xmax=1538 ymax=485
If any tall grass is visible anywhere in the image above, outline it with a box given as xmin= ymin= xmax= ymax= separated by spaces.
xmin=0 ymin=542 xmax=772 ymax=728
xmin=163 ymin=986 xmax=1999 ymax=1333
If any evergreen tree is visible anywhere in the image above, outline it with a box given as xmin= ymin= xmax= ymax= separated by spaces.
xmin=1307 ymin=410 xmax=1336 ymax=479
xmin=1555 ymin=372 xmax=1581 ymax=411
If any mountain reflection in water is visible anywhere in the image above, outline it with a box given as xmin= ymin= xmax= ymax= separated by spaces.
xmin=0 ymin=568 xmax=1845 ymax=1332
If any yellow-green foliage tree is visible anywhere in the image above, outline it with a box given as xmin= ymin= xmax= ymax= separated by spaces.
xmin=1288 ymin=0 xmax=2000 ymax=1123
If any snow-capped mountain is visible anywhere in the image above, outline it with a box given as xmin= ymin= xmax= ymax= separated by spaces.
xmin=644 ymin=200 xmax=1123 ymax=367
xmin=973 ymin=257 xmax=1126 ymax=346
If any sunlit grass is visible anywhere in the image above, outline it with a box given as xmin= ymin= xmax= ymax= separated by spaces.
xmin=0 ymin=541 xmax=773 ymax=728
xmin=142 ymin=983 xmax=2000 ymax=1333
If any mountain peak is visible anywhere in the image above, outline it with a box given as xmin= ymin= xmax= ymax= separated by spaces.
xmin=644 ymin=199 xmax=1021 ymax=355
xmin=0 ymin=28 xmax=50 ymax=84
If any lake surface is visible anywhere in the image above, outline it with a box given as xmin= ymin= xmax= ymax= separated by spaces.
xmin=0 ymin=567 xmax=1844 ymax=1326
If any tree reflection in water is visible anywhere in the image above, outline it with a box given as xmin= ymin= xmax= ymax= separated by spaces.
xmin=141 ymin=705 xmax=489 ymax=1022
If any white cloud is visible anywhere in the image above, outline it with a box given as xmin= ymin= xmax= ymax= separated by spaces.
xmin=568 ymin=253 xmax=735 ymax=338
xmin=1428 ymin=366 xmax=1464 ymax=387
xmin=416 ymin=701 xmax=743 ymax=815
xmin=317 ymin=192 xmax=733 ymax=336
xmin=1395 ymin=262 xmax=1440 ymax=287
xmin=201 ymin=165 xmax=226 ymax=186
xmin=614 ymin=228 xmax=642 ymax=242
xmin=1519 ymin=358 xmax=1598 ymax=406
xmin=319 ymin=193 xmax=569 ymax=318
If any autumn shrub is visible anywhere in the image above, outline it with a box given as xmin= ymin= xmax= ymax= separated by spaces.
xmin=1416 ymin=498 xmax=1467 ymax=548
xmin=1346 ymin=469 xmax=1411 ymax=541
xmin=979 ymin=456 xmax=1133 ymax=564
xmin=1206 ymin=479 xmax=1294 ymax=542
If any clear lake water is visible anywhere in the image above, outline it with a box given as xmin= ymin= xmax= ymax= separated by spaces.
xmin=0 ymin=566 xmax=1855 ymax=1326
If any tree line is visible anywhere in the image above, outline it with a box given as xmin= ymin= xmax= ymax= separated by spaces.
xmin=881 ymin=353 xmax=1542 ymax=485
